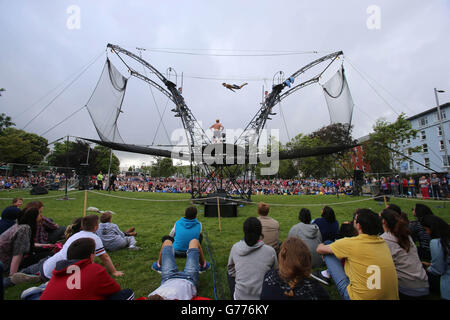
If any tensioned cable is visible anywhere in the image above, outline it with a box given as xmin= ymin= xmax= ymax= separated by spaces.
xmin=345 ymin=57 xmax=417 ymax=115
xmin=344 ymin=58 xmax=400 ymax=117
xmin=40 ymin=105 xmax=87 ymax=137
xmin=13 ymin=50 xmax=105 ymax=121
xmin=22 ymin=50 xmax=105 ymax=130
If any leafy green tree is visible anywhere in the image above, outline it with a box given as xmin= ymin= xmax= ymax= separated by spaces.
xmin=151 ymin=157 xmax=176 ymax=177
xmin=363 ymin=113 xmax=419 ymax=173
xmin=0 ymin=113 xmax=14 ymax=134
xmin=0 ymin=128 xmax=49 ymax=164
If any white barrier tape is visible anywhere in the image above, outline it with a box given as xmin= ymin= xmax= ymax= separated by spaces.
xmin=0 ymin=190 xmax=84 ymax=200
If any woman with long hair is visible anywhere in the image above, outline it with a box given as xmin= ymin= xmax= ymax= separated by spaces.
xmin=227 ymin=217 xmax=278 ymax=300
xmin=0 ymin=207 xmax=43 ymax=283
xmin=409 ymin=203 xmax=433 ymax=261
xmin=380 ymin=209 xmax=429 ymax=299
xmin=260 ymin=237 xmax=329 ymax=300
xmin=421 ymin=215 xmax=450 ymax=300
xmin=312 ymin=206 xmax=339 ymax=242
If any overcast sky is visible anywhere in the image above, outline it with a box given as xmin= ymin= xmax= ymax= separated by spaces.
xmin=1 ymin=0 xmax=449 ymax=169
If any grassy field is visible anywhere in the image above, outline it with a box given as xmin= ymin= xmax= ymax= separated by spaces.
xmin=1 ymin=189 xmax=449 ymax=300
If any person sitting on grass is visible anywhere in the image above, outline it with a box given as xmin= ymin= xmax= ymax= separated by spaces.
xmin=409 ymin=203 xmax=433 ymax=261
xmin=288 ymin=208 xmax=323 ymax=268
xmin=23 ymin=201 xmax=66 ymax=244
xmin=148 ymin=238 xmax=210 ymax=300
xmin=96 ymin=211 xmax=140 ymax=251
xmin=168 ymin=206 xmax=202 ymax=257
xmin=257 ymin=202 xmax=280 ymax=254
xmin=420 ymin=215 xmax=450 ymax=300
xmin=260 ymin=237 xmax=329 ymax=300
xmin=227 ymin=217 xmax=278 ymax=300
xmin=0 ymin=197 xmax=22 ymax=235
xmin=0 ymin=207 xmax=53 ymax=287
xmin=12 ymin=214 xmax=123 ymax=285
xmin=312 ymin=206 xmax=339 ymax=242
xmin=40 ymin=238 xmax=134 ymax=300
xmin=316 ymin=208 xmax=399 ymax=300
xmin=380 ymin=209 xmax=429 ymax=299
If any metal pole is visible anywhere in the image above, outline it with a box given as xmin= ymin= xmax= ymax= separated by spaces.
xmin=435 ymin=88 xmax=449 ymax=172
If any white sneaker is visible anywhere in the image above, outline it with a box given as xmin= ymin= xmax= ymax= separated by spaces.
xmin=11 ymin=272 xmax=41 ymax=285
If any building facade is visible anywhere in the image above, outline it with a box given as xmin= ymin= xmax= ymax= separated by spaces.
xmin=398 ymin=102 xmax=450 ymax=174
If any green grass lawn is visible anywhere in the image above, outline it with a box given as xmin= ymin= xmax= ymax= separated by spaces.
xmin=1 ymin=189 xmax=449 ymax=300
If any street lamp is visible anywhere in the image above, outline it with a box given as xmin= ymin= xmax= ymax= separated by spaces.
xmin=434 ymin=88 xmax=448 ymax=171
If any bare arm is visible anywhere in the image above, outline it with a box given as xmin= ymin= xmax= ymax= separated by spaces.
xmin=9 ymin=254 xmax=23 ymax=276
xmin=98 ymin=253 xmax=124 ymax=277
xmin=316 ymin=243 xmax=334 ymax=255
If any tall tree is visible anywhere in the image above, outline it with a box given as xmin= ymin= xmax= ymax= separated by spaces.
xmin=0 ymin=128 xmax=49 ymax=164
xmin=151 ymin=157 xmax=176 ymax=177
xmin=0 ymin=113 xmax=14 ymax=134
xmin=363 ymin=113 xmax=419 ymax=173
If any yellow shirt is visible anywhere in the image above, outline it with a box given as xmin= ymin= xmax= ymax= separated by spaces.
xmin=330 ymin=234 xmax=399 ymax=300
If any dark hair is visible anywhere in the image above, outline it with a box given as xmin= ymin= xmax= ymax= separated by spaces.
xmin=12 ymin=197 xmax=22 ymax=205
xmin=421 ymin=215 xmax=450 ymax=259
xmin=387 ymin=204 xmax=401 ymax=215
xmin=278 ymin=237 xmax=311 ymax=297
xmin=322 ymin=206 xmax=336 ymax=223
xmin=338 ymin=222 xmax=357 ymax=239
xmin=67 ymin=238 xmax=96 ymax=260
xmin=298 ymin=208 xmax=311 ymax=224
xmin=81 ymin=215 xmax=99 ymax=232
xmin=381 ymin=209 xmax=411 ymax=252
xmin=185 ymin=206 xmax=197 ymax=220
xmin=65 ymin=217 xmax=83 ymax=241
xmin=18 ymin=207 xmax=40 ymax=252
xmin=355 ymin=208 xmax=382 ymax=236
xmin=414 ymin=203 xmax=433 ymax=222
xmin=243 ymin=217 xmax=262 ymax=246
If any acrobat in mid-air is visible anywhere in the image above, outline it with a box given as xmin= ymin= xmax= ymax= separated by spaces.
xmin=222 ymin=82 xmax=248 ymax=92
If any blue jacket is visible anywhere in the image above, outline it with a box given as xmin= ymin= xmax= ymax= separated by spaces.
xmin=172 ymin=217 xmax=202 ymax=252
xmin=312 ymin=217 xmax=339 ymax=242
xmin=428 ymin=238 xmax=450 ymax=300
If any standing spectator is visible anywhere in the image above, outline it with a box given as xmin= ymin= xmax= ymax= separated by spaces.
xmin=402 ymin=178 xmax=409 ymax=197
xmin=97 ymin=171 xmax=104 ymax=190
xmin=260 ymin=237 xmax=329 ymax=300
xmin=431 ymin=174 xmax=442 ymax=200
xmin=288 ymin=208 xmax=323 ymax=268
xmin=408 ymin=177 xmax=417 ymax=198
xmin=419 ymin=176 xmax=430 ymax=199
xmin=108 ymin=173 xmax=117 ymax=192
xmin=312 ymin=206 xmax=339 ymax=242
xmin=420 ymin=215 xmax=450 ymax=300
xmin=380 ymin=209 xmax=429 ymax=299
xmin=317 ymin=209 xmax=399 ymax=300
xmin=409 ymin=203 xmax=433 ymax=261
xmin=227 ymin=217 xmax=278 ymax=300
xmin=257 ymin=202 xmax=280 ymax=254
xmin=40 ymin=238 xmax=134 ymax=300
xmin=96 ymin=211 xmax=140 ymax=251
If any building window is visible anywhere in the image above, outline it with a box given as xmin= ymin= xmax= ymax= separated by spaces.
xmin=409 ymin=160 xmax=413 ymax=170
xmin=435 ymin=110 xmax=447 ymax=121
xmin=440 ymin=140 xmax=445 ymax=151
xmin=438 ymin=126 xmax=442 ymax=136
xmin=420 ymin=130 xmax=426 ymax=140
xmin=406 ymin=138 xmax=410 ymax=144
xmin=422 ymin=144 xmax=428 ymax=153
xmin=407 ymin=149 xmax=412 ymax=156
xmin=419 ymin=117 xmax=428 ymax=127
xmin=424 ymin=158 xmax=430 ymax=168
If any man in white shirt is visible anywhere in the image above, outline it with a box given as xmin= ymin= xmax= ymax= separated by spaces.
xmin=12 ymin=215 xmax=123 ymax=284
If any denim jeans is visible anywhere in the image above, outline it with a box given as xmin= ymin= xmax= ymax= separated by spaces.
xmin=160 ymin=245 xmax=199 ymax=286
xmin=323 ymin=240 xmax=351 ymax=300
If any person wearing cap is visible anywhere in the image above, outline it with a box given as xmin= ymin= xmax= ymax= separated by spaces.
xmin=0 ymin=198 xmax=22 ymax=235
